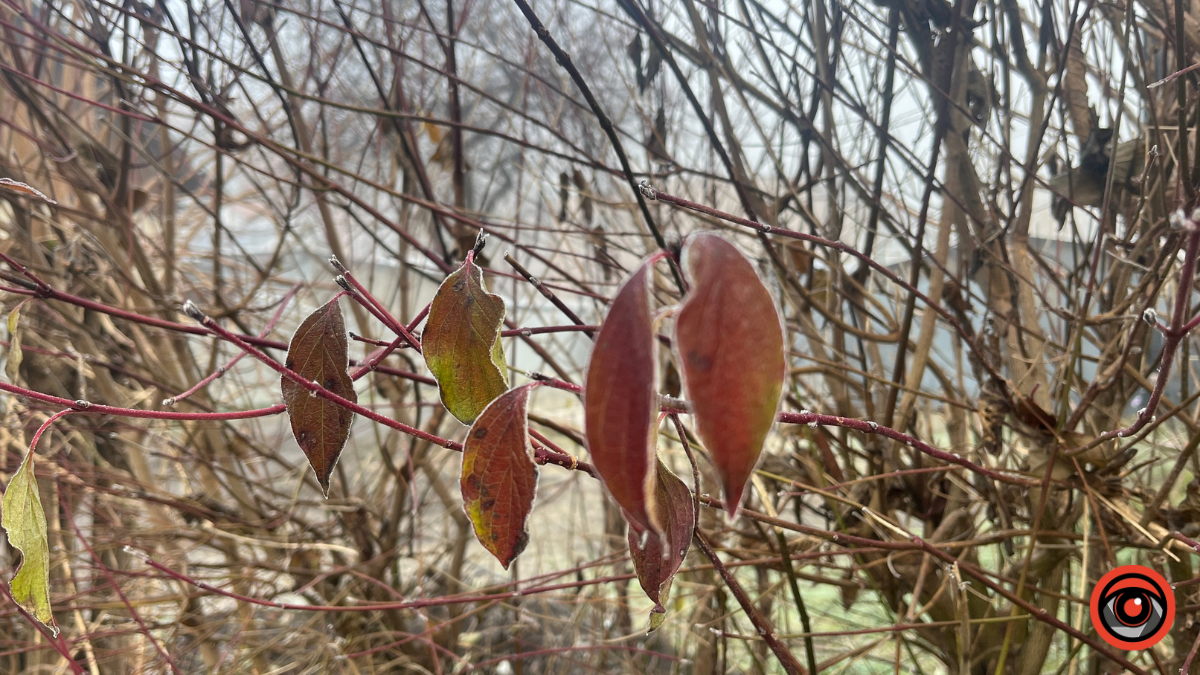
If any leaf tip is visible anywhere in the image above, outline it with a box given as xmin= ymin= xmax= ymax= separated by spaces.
xmin=647 ymin=605 xmax=666 ymax=633
xmin=722 ymin=481 xmax=745 ymax=519
xmin=317 ymin=476 xmax=331 ymax=497
xmin=497 ymin=528 xmax=530 ymax=570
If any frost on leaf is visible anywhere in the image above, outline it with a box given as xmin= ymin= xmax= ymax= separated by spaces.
xmin=675 ymin=233 xmax=785 ymax=516
xmin=585 ymin=259 xmax=659 ymax=534
xmin=0 ymin=178 xmax=56 ymax=204
xmin=281 ymin=297 xmax=357 ymax=495
xmin=423 ymin=253 xmax=509 ymax=424
xmin=2 ymin=448 xmax=57 ymax=634
xmin=626 ymin=459 xmax=694 ymax=632
xmin=461 ymin=383 xmax=539 ymax=569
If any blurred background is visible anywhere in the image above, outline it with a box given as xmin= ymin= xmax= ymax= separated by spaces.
xmin=0 ymin=0 xmax=1197 ymax=671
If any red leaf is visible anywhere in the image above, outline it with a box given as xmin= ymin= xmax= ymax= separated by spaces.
xmin=627 ymin=459 xmax=695 ymax=632
xmin=676 ymin=233 xmax=785 ymax=516
xmin=281 ymin=297 xmax=357 ymax=495
xmin=461 ymin=383 xmax=539 ymax=569
xmin=585 ymin=260 xmax=659 ymax=533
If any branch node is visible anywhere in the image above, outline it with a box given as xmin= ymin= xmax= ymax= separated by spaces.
xmin=638 ymin=180 xmax=658 ymax=200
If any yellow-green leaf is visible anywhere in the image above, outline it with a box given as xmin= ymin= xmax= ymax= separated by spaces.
xmin=423 ymin=255 xmax=509 ymax=424
xmin=2 ymin=448 xmax=57 ymax=634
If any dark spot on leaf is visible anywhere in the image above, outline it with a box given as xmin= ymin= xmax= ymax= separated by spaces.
xmin=686 ymin=350 xmax=712 ymax=372
xmin=324 ymin=377 xmax=337 ymax=390
xmin=473 ymin=427 xmax=488 ymax=439
xmin=512 ymin=530 xmax=530 ymax=559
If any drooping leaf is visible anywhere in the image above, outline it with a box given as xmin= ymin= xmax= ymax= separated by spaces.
xmin=423 ymin=255 xmax=509 ymax=424
xmin=643 ymin=41 xmax=662 ymax=94
xmin=281 ymin=297 xmax=357 ymax=495
xmin=461 ymin=383 xmax=539 ymax=569
xmin=675 ymin=233 xmax=785 ymax=516
xmin=585 ymin=260 xmax=659 ymax=533
xmin=1064 ymin=32 xmax=1091 ymax=141
xmin=1 ymin=448 xmax=57 ymax=634
xmin=626 ymin=459 xmax=694 ymax=633
xmin=5 ymin=304 xmax=23 ymax=384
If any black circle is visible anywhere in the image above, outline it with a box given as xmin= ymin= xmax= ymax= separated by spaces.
xmin=1097 ymin=572 xmax=1168 ymax=642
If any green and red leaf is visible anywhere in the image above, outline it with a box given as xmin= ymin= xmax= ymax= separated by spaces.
xmin=423 ymin=254 xmax=509 ymax=424
xmin=627 ymin=459 xmax=694 ymax=632
xmin=585 ymin=260 xmax=659 ymax=533
xmin=676 ymin=233 xmax=785 ymax=516
xmin=281 ymin=297 xmax=357 ymax=495
xmin=461 ymin=383 xmax=539 ymax=569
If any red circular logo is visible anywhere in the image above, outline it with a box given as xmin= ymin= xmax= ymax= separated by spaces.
xmin=1089 ymin=565 xmax=1175 ymax=650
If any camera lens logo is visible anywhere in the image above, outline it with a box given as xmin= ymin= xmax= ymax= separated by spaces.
xmin=1089 ymin=565 xmax=1174 ymax=650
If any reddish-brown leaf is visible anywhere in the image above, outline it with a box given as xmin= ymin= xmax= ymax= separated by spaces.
xmin=0 ymin=178 xmax=56 ymax=204
xmin=423 ymin=255 xmax=509 ymax=424
xmin=626 ymin=459 xmax=694 ymax=632
xmin=281 ymin=297 xmax=357 ymax=495
xmin=461 ymin=383 xmax=539 ymax=569
xmin=676 ymin=233 xmax=785 ymax=516
xmin=585 ymin=260 xmax=659 ymax=533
